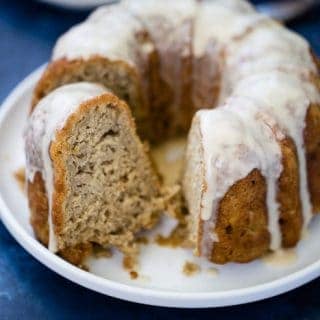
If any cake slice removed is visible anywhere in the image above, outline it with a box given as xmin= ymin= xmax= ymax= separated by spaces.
xmin=25 ymin=82 xmax=164 ymax=265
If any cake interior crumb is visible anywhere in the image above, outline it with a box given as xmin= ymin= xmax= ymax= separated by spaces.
xmin=183 ymin=261 xmax=200 ymax=276
xmin=92 ymin=245 xmax=113 ymax=259
xmin=123 ymin=255 xmax=137 ymax=270
xmin=155 ymin=221 xmax=189 ymax=248
xmin=14 ymin=167 xmax=26 ymax=192
xmin=155 ymin=202 xmax=192 ymax=249
xmin=123 ymin=254 xmax=140 ymax=280
xmin=130 ymin=270 xmax=139 ymax=280
xmin=135 ymin=236 xmax=149 ymax=245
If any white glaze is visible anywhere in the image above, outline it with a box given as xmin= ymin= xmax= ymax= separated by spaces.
xmin=231 ymin=71 xmax=320 ymax=229
xmin=191 ymin=0 xmax=268 ymax=111
xmin=25 ymin=82 xmax=107 ymax=252
xmin=262 ymin=248 xmax=297 ymax=267
xmin=123 ymin=0 xmax=197 ymax=111
xmin=221 ymin=21 xmax=317 ymax=98
xmin=228 ymin=96 xmax=284 ymax=250
xmin=198 ymin=108 xmax=258 ymax=221
xmin=53 ymin=5 xmax=150 ymax=65
xmin=208 ymin=0 xmax=255 ymax=13
xmin=197 ymin=107 xmax=261 ymax=255
xmin=198 ymin=95 xmax=284 ymax=253
xmin=123 ymin=0 xmax=197 ymax=28
xmin=193 ymin=1 xmax=267 ymax=57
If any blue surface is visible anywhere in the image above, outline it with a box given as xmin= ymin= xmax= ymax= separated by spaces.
xmin=0 ymin=1 xmax=320 ymax=318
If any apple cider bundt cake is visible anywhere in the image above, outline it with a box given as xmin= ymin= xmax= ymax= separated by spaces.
xmin=25 ymin=0 xmax=320 ymax=264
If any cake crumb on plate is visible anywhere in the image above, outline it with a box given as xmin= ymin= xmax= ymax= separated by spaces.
xmin=183 ymin=261 xmax=200 ymax=276
xmin=14 ymin=167 xmax=26 ymax=192
xmin=92 ymin=246 xmax=113 ymax=259
xmin=130 ymin=271 xmax=139 ymax=280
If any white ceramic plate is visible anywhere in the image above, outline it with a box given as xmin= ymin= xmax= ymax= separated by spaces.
xmin=1 ymin=65 xmax=320 ymax=308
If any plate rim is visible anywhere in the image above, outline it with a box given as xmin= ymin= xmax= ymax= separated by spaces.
xmin=1 ymin=65 xmax=320 ymax=308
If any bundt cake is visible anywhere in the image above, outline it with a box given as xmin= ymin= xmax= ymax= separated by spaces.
xmin=25 ymin=82 xmax=164 ymax=264
xmin=25 ymin=0 xmax=320 ymax=265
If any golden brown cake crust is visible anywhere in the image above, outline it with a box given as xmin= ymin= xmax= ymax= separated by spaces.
xmin=28 ymin=172 xmax=92 ymax=264
xmin=209 ymin=169 xmax=270 ymax=264
xmin=205 ymin=136 xmax=302 ymax=264
xmin=28 ymin=172 xmax=49 ymax=246
xmin=306 ymin=56 xmax=320 ymax=212
xmin=305 ymin=104 xmax=320 ymax=213
xmin=31 ymin=57 xmax=144 ymax=111
xmin=277 ymin=138 xmax=302 ymax=248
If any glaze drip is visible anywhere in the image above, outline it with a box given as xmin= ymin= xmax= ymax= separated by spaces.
xmin=25 ymin=82 xmax=107 ymax=252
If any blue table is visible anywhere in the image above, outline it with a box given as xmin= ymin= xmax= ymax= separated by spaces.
xmin=0 ymin=1 xmax=320 ymax=318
